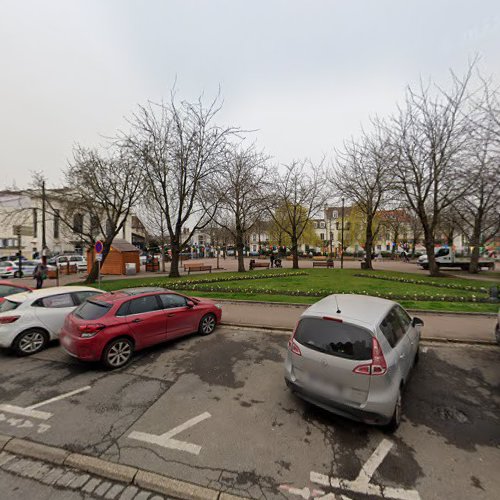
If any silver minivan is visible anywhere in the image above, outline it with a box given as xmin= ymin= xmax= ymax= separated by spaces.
xmin=284 ymin=294 xmax=423 ymax=430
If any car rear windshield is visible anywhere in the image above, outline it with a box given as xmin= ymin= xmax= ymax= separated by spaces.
xmin=295 ymin=317 xmax=372 ymax=360
xmin=74 ymin=300 xmax=111 ymax=320
xmin=0 ymin=299 xmax=21 ymax=313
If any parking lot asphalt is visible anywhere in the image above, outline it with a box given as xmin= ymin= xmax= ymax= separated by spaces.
xmin=0 ymin=326 xmax=499 ymax=500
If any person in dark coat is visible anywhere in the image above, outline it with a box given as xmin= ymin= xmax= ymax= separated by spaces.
xmin=270 ymin=253 xmax=275 ymax=268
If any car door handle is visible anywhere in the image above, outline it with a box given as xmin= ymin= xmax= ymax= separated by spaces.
xmin=167 ymin=313 xmax=176 ymax=317
xmin=400 ymin=353 xmax=406 ymax=359
xmin=132 ymin=318 xmax=143 ymax=323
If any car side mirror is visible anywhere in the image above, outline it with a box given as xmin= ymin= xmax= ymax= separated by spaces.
xmin=186 ymin=300 xmax=195 ymax=308
xmin=412 ymin=317 xmax=424 ymax=327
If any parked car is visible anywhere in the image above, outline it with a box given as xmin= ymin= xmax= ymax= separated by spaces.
xmin=49 ymin=255 xmax=87 ymax=272
xmin=0 ymin=281 xmax=32 ymax=303
xmin=0 ymin=255 xmax=27 ymax=262
xmin=0 ymin=260 xmax=57 ymax=278
xmin=60 ymin=287 xmax=222 ymax=369
xmin=0 ymin=286 xmax=103 ymax=356
xmin=0 ymin=261 xmax=17 ymax=278
xmin=284 ymin=294 xmax=423 ymax=431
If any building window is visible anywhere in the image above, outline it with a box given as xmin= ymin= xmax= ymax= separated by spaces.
xmin=336 ymin=222 xmax=340 ymax=230
xmin=73 ymin=213 xmax=83 ymax=234
xmin=252 ymin=234 xmax=257 ymax=242
xmin=106 ymin=219 xmax=113 ymax=237
xmin=320 ymin=233 xmax=325 ymax=240
xmin=332 ymin=211 xmax=338 ymax=219
xmin=53 ymin=209 xmax=60 ymax=239
xmin=90 ymin=215 xmax=99 ymax=237
xmin=33 ymin=208 xmax=38 ymax=238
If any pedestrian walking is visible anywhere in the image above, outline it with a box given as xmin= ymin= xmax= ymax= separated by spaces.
xmin=270 ymin=253 xmax=275 ymax=268
xmin=33 ymin=259 xmax=48 ymax=289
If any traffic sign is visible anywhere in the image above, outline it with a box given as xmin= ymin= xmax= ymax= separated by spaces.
xmin=96 ymin=254 xmax=103 ymax=262
xmin=95 ymin=240 xmax=103 ymax=254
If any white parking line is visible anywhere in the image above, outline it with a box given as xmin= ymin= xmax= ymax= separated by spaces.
xmin=282 ymin=439 xmax=421 ymax=500
xmin=0 ymin=386 xmax=91 ymax=421
xmin=355 ymin=438 xmax=393 ymax=485
xmin=128 ymin=412 xmax=212 ymax=455
xmin=0 ymin=405 xmax=52 ymax=421
xmin=27 ymin=386 xmax=91 ymax=410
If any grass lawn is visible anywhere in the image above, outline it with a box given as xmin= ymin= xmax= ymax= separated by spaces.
xmin=83 ymin=268 xmax=498 ymax=313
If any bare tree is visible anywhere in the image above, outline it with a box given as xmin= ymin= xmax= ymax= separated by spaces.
xmin=265 ymin=160 xmax=327 ymax=269
xmin=65 ymin=146 xmax=145 ymax=283
xmin=407 ymin=209 xmax=423 ymax=256
xmin=389 ymin=66 xmax=475 ymax=276
xmin=454 ymin=83 xmax=500 ymax=272
xmin=332 ymin=125 xmax=392 ymax=269
xmin=379 ymin=208 xmax=411 ymax=256
xmin=208 ymin=144 xmax=269 ymax=272
xmin=123 ymin=93 xmax=236 ymax=277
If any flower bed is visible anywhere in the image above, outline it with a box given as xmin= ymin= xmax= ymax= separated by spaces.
xmin=353 ymin=273 xmax=491 ymax=293
xmin=165 ymin=282 xmax=490 ymax=303
xmin=148 ymin=271 xmax=308 ymax=288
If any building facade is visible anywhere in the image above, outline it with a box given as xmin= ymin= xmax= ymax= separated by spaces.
xmin=0 ymin=190 xmax=145 ymax=258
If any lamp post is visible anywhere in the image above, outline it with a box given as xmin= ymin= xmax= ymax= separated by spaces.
xmin=341 ymin=197 xmax=345 ymax=269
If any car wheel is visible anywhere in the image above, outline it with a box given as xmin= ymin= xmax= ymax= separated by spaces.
xmin=386 ymin=389 xmax=402 ymax=432
xmin=14 ymin=270 xmax=23 ymax=278
xmin=13 ymin=329 xmax=48 ymax=356
xmin=102 ymin=338 xmax=133 ymax=369
xmin=199 ymin=314 xmax=216 ymax=336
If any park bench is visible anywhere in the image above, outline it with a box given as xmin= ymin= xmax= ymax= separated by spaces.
xmin=313 ymin=260 xmax=334 ymax=268
xmin=249 ymin=260 xmax=270 ymax=270
xmin=184 ymin=262 xmax=212 ymax=274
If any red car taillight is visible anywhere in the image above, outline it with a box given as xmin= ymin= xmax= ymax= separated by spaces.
xmin=6 ymin=267 xmax=14 ymax=272
xmin=353 ymin=337 xmax=387 ymax=376
xmin=288 ymin=322 xmax=302 ymax=356
xmin=78 ymin=323 xmax=105 ymax=338
xmin=0 ymin=316 xmax=20 ymax=324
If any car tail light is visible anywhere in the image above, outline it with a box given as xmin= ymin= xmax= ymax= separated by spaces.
xmin=353 ymin=337 xmax=387 ymax=376
xmin=78 ymin=323 xmax=105 ymax=338
xmin=322 ymin=316 xmax=343 ymax=322
xmin=6 ymin=267 xmax=14 ymax=272
xmin=0 ymin=316 xmax=20 ymax=324
xmin=288 ymin=322 xmax=302 ymax=356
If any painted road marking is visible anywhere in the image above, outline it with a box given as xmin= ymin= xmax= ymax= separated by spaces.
xmin=27 ymin=386 xmax=91 ymax=410
xmin=128 ymin=412 xmax=211 ymax=455
xmin=0 ymin=386 xmax=91 ymax=421
xmin=0 ymin=413 xmax=49 ymax=433
xmin=282 ymin=439 xmax=420 ymax=500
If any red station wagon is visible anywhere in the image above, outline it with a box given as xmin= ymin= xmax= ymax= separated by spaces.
xmin=60 ymin=287 xmax=222 ymax=369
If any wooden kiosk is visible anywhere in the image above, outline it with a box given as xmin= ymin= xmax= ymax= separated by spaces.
xmin=87 ymin=239 xmax=140 ymax=276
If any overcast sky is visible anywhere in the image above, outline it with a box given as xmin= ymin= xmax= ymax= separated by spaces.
xmin=1 ymin=0 xmax=499 ymax=188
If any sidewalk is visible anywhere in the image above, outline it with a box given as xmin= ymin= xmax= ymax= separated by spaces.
xmin=219 ymin=300 xmax=498 ymax=344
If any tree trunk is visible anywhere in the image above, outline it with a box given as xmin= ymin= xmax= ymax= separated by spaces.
xmin=365 ymin=218 xmax=374 ymax=270
xmin=169 ymin=240 xmax=180 ymax=278
xmin=291 ymin=234 xmax=299 ymax=269
xmin=411 ymin=237 xmax=417 ymax=257
xmin=469 ymin=219 xmax=482 ymax=274
xmin=423 ymin=232 xmax=440 ymax=277
xmin=85 ymin=240 xmax=112 ymax=284
xmin=236 ymin=231 xmax=246 ymax=272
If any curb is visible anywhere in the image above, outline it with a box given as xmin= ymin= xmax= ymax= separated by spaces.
xmin=221 ymin=322 xmax=497 ymax=346
xmin=215 ymin=298 xmax=497 ymax=317
xmin=0 ymin=434 xmax=245 ymax=500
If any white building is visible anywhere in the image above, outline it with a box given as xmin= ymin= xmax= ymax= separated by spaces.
xmin=0 ymin=190 xmax=145 ymax=258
